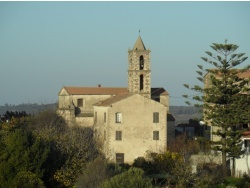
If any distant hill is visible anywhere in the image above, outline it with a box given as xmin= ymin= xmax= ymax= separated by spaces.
xmin=169 ymin=106 xmax=202 ymax=124
xmin=0 ymin=103 xmax=202 ymax=124
xmin=0 ymin=103 xmax=57 ymax=115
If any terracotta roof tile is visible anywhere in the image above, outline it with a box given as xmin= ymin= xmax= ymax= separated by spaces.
xmin=238 ymin=69 xmax=250 ymax=78
xmin=206 ymin=69 xmax=250 ymax=78
xmin=62 ymin=86 xmax=169 ymax=96
xmin=64 ymin=87 xmax=128 ymax=95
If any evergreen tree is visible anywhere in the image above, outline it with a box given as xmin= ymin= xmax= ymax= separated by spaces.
xmin=184 ymin=40 xmax=250 ymax=177
xmin=0 ymin=129 xmax=50 ymax=187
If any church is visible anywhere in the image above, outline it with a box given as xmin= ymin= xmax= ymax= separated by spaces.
xmin=57 ymin=36 xmax=175 ymax=163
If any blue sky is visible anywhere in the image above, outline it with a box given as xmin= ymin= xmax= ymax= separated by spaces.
xmin=0 ymin=2 xmax=250 ymax=106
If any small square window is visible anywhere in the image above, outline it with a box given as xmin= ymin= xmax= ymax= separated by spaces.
xmin=77 ymin=98 xmax=83 ymax=107
xmin=153 ymin=112 xmax=159 ymax=123
xmin=116 ymin=131 xmax=122 ymax=140
xmin=116 ymin=112 xmax=122 ymax=123
xmin=153 ymin=131 xmax=159 ymax=140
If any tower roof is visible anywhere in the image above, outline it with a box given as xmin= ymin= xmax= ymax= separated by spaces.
xmin=133 ymin=36 xmax=146 ymax=50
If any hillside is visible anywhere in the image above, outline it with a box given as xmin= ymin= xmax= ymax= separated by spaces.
xmin=0 ymin=103 xmax=57 ymax=115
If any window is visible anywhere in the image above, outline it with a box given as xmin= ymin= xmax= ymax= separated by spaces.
xmin=153 ymin=131 xmax=159 ymax=140
xmin=116 ymin=131 xmax=122 ymax=140
xmin=115 ymin=112 xmax=122 ymax=123
xmin=104 ymin=112 xmax=106 ymax=123
xmin=104 ymin=130 xmax=106 ymax=141
xmin=77 ymin=98 xmax=83 ymax=107
xmin=153 ymin=112 xmax=159 ymax=123
xmin=139 ymin=55 xmax=144 ymax=70
xmin=140 ymin=75 xmax=144 ymax=91
xmin=116 ymin=153 xmax=124 ymax=163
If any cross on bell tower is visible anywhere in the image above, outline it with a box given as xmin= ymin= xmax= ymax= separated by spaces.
xmin=128 ymin=35 xmax=151 ymax=98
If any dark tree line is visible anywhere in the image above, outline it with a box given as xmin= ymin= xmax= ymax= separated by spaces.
xmin=0 ymin=111 xmax=30 ymax=122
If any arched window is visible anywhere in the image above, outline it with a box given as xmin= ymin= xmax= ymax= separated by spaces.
xmin=139 ymin=55 xmax=144 ymax=70
xmin=140 ymin=75 xmax=144 ymax=91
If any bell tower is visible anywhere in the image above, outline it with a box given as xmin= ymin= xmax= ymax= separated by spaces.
xmin=128 ymin=36 xmax=151 ymax=98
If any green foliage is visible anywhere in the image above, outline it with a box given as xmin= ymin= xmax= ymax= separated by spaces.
xmin=133 ymin=151 xmax=182 ymax=176
xmin=214 ymin=176 xmax=250 ymax=188
xmin=75 ymin=157 xmax=123 ymax=188
xmin=29 ymin=109 xmax=100 ymax=187
xmin=12 ymin=171 xmax=45 ymax=188
xmin=0 ymin=129 xmax=49 ymax=187
xmin=100 ymin=167 xmax=153 ymax=188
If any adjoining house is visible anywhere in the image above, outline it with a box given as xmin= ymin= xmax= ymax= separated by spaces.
xmin=57 ymin=36 xmax=175 ymax=163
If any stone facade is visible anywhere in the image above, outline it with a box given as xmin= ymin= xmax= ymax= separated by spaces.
xmin=93 ymin=93 xmax=167 ymax=164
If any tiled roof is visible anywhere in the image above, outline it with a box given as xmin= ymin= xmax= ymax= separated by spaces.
xmin=238 ymin=69 xmax=250 ymax=78
xmin=63 ymin=87 xmax=128 ymax=95
xmin=151 ymin=88 xmax=169 ymax=95
xmin=94 ymin=92 xmax=134 ymax=107
xmin=62 ymin=86 xmax=169 ymax=96
xmin=133 ymin=36 xmax=146 ymax=50
xmin=206 ymin=69 xmax=250 ymax=78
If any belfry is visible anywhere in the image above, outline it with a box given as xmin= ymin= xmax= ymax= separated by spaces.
xmin=128 ymin=36 xmax=151 ymax=98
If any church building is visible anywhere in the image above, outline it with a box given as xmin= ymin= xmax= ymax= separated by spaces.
xmin=57 ymin=36 xmax=175 ymax=163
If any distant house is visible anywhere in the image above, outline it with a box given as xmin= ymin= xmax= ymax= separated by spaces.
xmin=175 ymin=119 xmax=207 ymax=139
xmin=57 ymin=36 xmax=175 ymax=163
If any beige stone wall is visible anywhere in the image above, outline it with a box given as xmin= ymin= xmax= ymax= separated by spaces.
xmin=94 ymin=94 xmax=167 ymax=164
xmin=57 ymin=108 xmax=74 ymax=125
xmin=93 ymin=106 xmax=109 ymax=153
xmin=160 ymin=94 xmax=169 ymax=112
xmin=75 ymin=117 xmax=94 ymax=127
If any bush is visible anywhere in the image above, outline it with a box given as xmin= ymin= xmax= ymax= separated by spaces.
xmin=100 ymin=167 xmax=152 ymax=188
xmin=12 ymin=171 xmax=45 ymax=188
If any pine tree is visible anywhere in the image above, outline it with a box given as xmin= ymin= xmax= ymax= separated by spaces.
xmin=184 ymin=40 xmax=250 ymax=177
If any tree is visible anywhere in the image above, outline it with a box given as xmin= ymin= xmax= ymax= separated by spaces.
xmin=29 ymin=109 xmax=100 ymax=187
xmin=12 ymin=171 xmax=45 ymax=188
xmin=75 ymin=157 xmax=123 ymax=188
xmin=100 ymin=167 xmax=153 ymax=188
xmin=0 ymin=129 xmax=50 ymax=187
xmin=184 ymin=40 xmax=250 ymax=177
xmin=169 ymin=133 xmax=199 ymax=162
